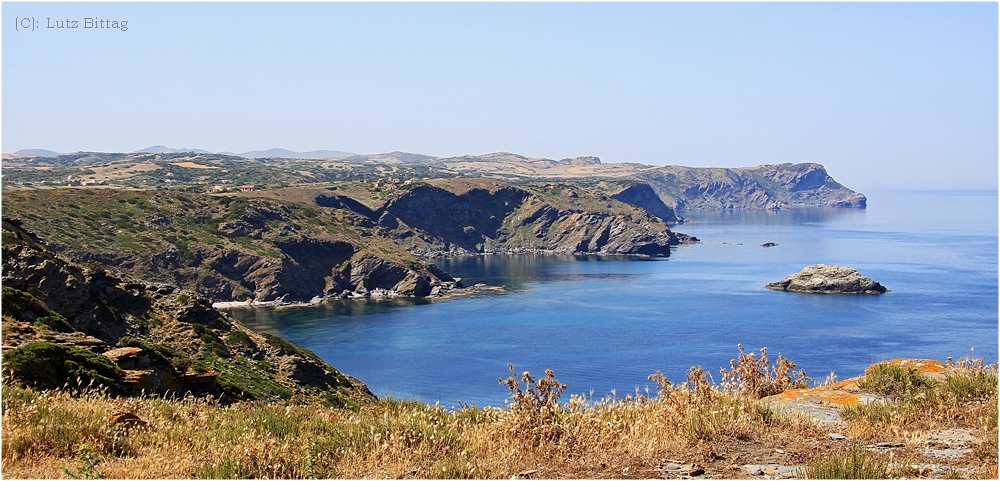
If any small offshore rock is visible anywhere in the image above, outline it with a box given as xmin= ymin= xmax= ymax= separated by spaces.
xmin=761 ymin=242 xmax=778 ymax=248
xmin=766 ymin=264 xmax=888 ymax=294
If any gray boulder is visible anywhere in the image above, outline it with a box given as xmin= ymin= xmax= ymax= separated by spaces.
xmin=766 ymin=264 xmax=888 ymax=294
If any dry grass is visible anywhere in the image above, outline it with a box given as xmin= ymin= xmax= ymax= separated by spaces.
xmin=2 ymin=351 xmax=996 ymax=479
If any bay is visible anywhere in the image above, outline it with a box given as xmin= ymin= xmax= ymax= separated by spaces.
xmin=233 ymin=190 xmax=998 ymax=407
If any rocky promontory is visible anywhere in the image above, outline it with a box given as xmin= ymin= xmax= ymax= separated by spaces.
xmin=765 ymin=264 xmax=888 ymax=294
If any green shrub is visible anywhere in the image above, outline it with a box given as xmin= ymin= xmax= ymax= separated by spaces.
xmin=226 ymin=329 xmax=252 ymax=347
xmin=193 ymin=324 xmax=230 ymax=359
xmin=1 ymin=286 xmax=71 ymax=334
xmin=61 ymin=444 xmax=105 ymax=479
xmin=840 ymin=400 xmax=909 ymax=425
xmin=858 ymin=362 xmax=935 ymax=400
xmin=117 ymin=336 xmax=196 ymax=372
xmin=804 ymin=445 xmax=894 ymax=479
xmin=1 ymin=286 xmax=70 ymax=330
xmin=215 ymin=358 xmax=293 ymax=401
xmin=3 ymin=342 xmax=123 ymax=393
xmin=943 ymin=369 xmax=998 ymax=400
xmin=33 ymin=314 xmax=74 ymax=333
xmin=261 ymin=333 xmax=323 ymax=365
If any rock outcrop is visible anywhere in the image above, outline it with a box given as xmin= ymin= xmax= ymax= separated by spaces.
xmin=765 ymin=264 xmax=888 ymax=294
xmin=764 ymin=359 xmax=951 ymax=423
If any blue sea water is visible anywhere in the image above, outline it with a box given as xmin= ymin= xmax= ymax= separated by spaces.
xmin=233 ymin=191 xmax=998 ymax=407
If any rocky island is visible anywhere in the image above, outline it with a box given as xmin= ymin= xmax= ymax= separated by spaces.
xmin=766 ymin=264 xmax=889 ymax=294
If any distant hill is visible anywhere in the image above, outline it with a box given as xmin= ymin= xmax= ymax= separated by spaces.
xmin=14 ymin=149 xmax=63 ymax=157
xmin=239 ymin=148 xmax=355 ymax=159
xmin=337 ymin=151 xmax=438 ymax=164
xmin=1 ymin=147 xmax=866 ymax=210
xmin=135 ymin=146 xmax=212 ymax=154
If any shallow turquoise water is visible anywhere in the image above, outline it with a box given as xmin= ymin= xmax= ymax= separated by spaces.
xmin=233 ymin=191 xmax=998 ymax=407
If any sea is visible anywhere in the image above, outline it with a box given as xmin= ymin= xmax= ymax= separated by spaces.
xmin=231 ymin=190 xmax=998 ymax=407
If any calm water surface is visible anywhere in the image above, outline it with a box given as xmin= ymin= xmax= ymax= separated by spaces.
xmin=233 ymin=191 xmax=998 ymax=406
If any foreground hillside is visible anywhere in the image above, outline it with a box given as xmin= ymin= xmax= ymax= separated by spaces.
xmin=2 ymin=180 xmax=692 ymax=303
xmin=1 ymin=219 xmax=374 ymax=406
xmin=2 ymin=351 xmax=995 ymax=479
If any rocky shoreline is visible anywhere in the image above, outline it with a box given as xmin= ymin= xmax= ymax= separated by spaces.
xmin=212 ymin=281 xmax=506 ymax=310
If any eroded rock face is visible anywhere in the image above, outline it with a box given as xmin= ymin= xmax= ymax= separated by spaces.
xmin=765 ymin=264 xmax=888 ymax=294
xmin=611 ymin=183 xmax=682 ymax=223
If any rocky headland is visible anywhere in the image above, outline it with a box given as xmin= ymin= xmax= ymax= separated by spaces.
xmin=1 ymin=179 xmax=695 ymax=305
xmin=766 ymin=264 xmax=888 ymax=294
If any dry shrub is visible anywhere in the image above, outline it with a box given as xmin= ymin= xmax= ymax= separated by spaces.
xmin=498 ymin=364 xmax=567 ymax=447
xmin=719 ymin=344 xmax=809 ymax=399
xmin=648 ymin=366 xmax=783 ymax=444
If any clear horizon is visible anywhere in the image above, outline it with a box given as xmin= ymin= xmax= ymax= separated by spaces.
xmin=3 ymin=2 xmax=997 ymax=192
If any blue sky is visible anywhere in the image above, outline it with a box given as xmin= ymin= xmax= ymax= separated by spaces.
xmin=3 ymin=2 xmax=997 ymax=191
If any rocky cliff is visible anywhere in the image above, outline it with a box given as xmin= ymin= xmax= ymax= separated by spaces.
xmin=1 ymin=219 xmax=375 ymax=405
xmin=328 ymin=179 xmax=696 ymax=257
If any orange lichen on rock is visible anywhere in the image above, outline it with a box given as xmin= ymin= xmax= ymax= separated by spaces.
xmin=816 ymin=391 xmax=864 ymax=406
xmin=764 ymin=358 xmax=955 ymax=422
xmin=829 ymin=378 xmax=860 ymax=391
xmin=888 ymin=358 xmax=948 ymax=375
xmin=771 ymin=386 xmax=865 ymax=406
